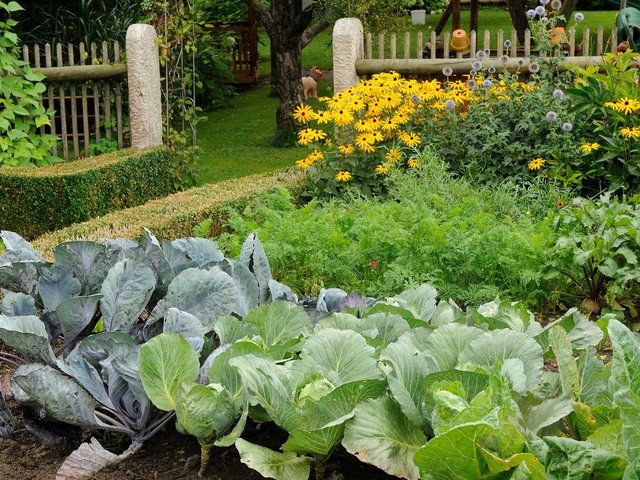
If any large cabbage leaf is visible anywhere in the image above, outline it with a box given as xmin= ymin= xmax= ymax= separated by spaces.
xmin=342 ymin=395 xmax=426 ymax=479
xmin=138 ymin=332 xmax=199 ymax=411
xmin=0 ymin=315 xmax=56 ymax=364
xmin=12 ymin=363 xmax=98 ymax=428
xmin=458 ymin=329 xmax=543 ymax=393
xmin=236 ymin=438 xmax=311 ymax=480
xmin=239 ymin=233 xmax=272 ymax=304
xmin=37 ymin=264 xmax=81 ymax=313
xmin=100 ymin=259 xmax=156 ymax=333
xmin=56 ymin=294 xmax=102 ymax=344
xmin=608 ymin=319 xmax=640 ymax=473
xmin=425 ymin=323 xmax=484 ymax=371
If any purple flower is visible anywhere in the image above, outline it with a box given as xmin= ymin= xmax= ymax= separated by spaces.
xmin=517 ymin=58 xmax=525 ymax=67
xmin=551 ymin=0 xmax=562 ymax=10
xmin=540 ymin=0 xmax=550 ymax=5
xmin=466 ymin=80 xmax=477 ymax=89
xmin=574 ymin=12 xmax=584 ymax=22
xmin=552 ymin=88 xmax=564 ymax=99
xmin=484 ymin=48 xmax=491 ymax=55
xmin=500 ymin=54 xmax=510 ymax=64
xmin=529 ymin=62 xmax=540 ymax=73
xmin=472 ymin=60 xmax=483 ymax=71
xmin=540 ymin=17 xmax=549 ymax=24
xmin=482 ymin=79 xmax=492 ymax=88
xmin=534 ymin=5 xmax=546 ymax=16
xmin=527 ymin=9 xmax=536 ymax=18
xmin=442 ymin=67 xmax=453 ymax=77
xmin=445 ymin=99 xmax=455 ymax=109
xmin=488 ymin=66 xmax=496 ymax=74
xmin=562 ymin=122 xmax=573 ymax=132
xmin=504 ymin=39 xmax=512 ymax=48
xmin=470 ymin=69 xmax=477 ymax=76
xmin=546 ymin=111 xmax=558 ymax=122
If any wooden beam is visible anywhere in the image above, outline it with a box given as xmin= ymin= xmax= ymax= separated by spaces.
xmin=355 ymin=56 xmax=610 ymax=76
xmin=0 ymin=64 xmax=128 ymax=82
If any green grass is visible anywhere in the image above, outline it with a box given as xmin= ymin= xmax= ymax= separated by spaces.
xmin=194 ymin=8 xmax=618 ymax=186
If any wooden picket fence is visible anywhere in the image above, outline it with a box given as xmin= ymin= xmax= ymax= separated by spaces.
xmin=364 ymin=25 xmax=618 ymax=61
xmin=22 ymin=41 xmax=128 ymax=161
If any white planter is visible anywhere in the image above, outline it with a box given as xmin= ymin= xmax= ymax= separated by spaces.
xmin=411 ymin=9 xmax=426 ymax=25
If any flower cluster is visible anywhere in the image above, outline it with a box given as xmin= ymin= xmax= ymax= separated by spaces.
xmin=293 ymin=71 xmax=474 ymax=197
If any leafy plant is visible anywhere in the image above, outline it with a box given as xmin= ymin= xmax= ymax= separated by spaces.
xmin=0 ymin=1 xmax=60 ymax=167
xmin=550 ymin=193 xmax=640 ymax=317
xmin=561 ymin=51 xmax=640 ymax=194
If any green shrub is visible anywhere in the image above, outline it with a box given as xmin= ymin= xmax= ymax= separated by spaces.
xmin=30 ymin=170 xmax=302 ymax=257
xmin=0 ymin=0 xmax=59 ymax=167
xmin=216 ymin=153 xmax=567 ymax=309
xmin=0 ymin=147 xmax=181 ymax=239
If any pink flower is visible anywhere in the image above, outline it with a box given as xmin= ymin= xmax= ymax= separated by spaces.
xmin=368 ymin=261 xmax=379 ymax=270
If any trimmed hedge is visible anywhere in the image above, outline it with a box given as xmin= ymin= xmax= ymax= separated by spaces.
xmin=31 ymin=170 xmax=303 ymax=258
xmin=0 ymin=146 xmax=180 ymax=240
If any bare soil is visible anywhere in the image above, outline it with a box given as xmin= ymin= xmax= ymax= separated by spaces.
xmin=0 ymin=402 xmax=394 ymax=480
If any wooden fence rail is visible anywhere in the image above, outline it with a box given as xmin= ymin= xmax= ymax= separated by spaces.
xmin=22 ymin=41 xmax=128 ymax=161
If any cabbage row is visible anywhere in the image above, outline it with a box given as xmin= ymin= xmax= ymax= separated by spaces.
xmin=0 ymin=230 xmax=639 ymax=479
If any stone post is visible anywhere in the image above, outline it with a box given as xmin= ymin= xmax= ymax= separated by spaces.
xmin=126 ymin=24 xmax=163 ymax=149
xmin=333 ymin=18 xmax=364 ymax=93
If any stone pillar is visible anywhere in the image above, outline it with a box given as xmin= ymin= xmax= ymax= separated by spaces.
xmin=333 ymin=18 xmax=364 ymax=94
xmin=126 ymin=24 xmax=163 ymax=149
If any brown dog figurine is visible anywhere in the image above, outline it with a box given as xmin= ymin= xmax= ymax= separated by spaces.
xmin=302 ymin=66 xmax=324 ymax=99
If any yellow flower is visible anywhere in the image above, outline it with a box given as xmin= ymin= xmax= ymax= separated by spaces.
xmin=606 ymin=97 xmax=640 ymax=115
xmin=381 ymin=117 xmax=400 ymax=133
xmin=580 ymin=142 xmax=601 ymax=153
xmin=375 ymin=164 xmax=389 ymax=175
xmin=528 ymin=157 xmax=546 ymax=170
xmin=356 ymin=133 xmax=376 ymax=153
xmin=407 ymin=158 xmax=419 ymax=168
xmin=335 ymin=171 xmax=352 ymax=182
xmin=296 ymin=158 xmax=312 ymax=169
xmin=293 ymin=104 xmax=314 ymax=124
xmin=313 ymin=110 xmax=331 ymax=124
xmin=297 ymin=128 xmax=326 ymax=145
xmin=338 ymin=144 xmax=355 ymax=155
xmin=332 ymin=109 xmax=354 ymax=127
xmin=308 ymin=149 xmax=324 ymax=161
xmin=620 ymin=127 xmax=640 ymax=139
xmin=371 ymin=131 xmax=385 ymax=143
xmin=385 ymin=148 xmax=402 ymax=164
xmin=400 ymin=131 xmax=421 ymax=148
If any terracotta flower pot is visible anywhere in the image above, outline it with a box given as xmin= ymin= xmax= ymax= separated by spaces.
xmin=450 ymin=29 xmax=470 ymax=52
xmin=550 ymin=27 xmax=567 ymax=46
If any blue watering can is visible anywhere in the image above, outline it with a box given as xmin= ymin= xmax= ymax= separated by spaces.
xmin=617 ymin=7 xmax=640 ymax=52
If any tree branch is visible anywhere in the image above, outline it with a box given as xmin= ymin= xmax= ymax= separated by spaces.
xmin=301 ymin=13 xmax=332 ymax=48
xmin=240 ymin=0 xmax=273 ymax=34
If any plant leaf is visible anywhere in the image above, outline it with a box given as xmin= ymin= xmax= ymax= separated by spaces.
xmin=387 ymin=283 xmax=437 ymax=322
xmin=56 ymin=294 xmax=103 ymax=344
xmin=549 ymin=325 xmax=580 ymax=399
xmin=175 ymin=383 xmax=236 ymax=441
xmin=425 ymin=323 xmax=484 ymax=371
xmin=100 ymin=259 xmax=156 ymax=333
xmin=239 ymin=233 xmax=272 ymax=304
xmin=138 ymin=332 xmax=199 ymax=411
xmin=53 ymin=241 xmax=114 ymax=295
xmin=163 ymin=308 xmax=205 ymax=353
xmin=38 ymin=264 xmax=81 ymax=313
xmin=0 ymin=315 xmax=55 ymax=364
xmin=12 ymin=363 xmax=98 ymax=427
xmin=0 ymin=289 xmax=35 ymax=316
xmin=343 ymin=395 xmax=426 ymax=480
xmin=236 ymin=438 xmax=311 ymax=480
xmin=0 ymin=231 xmax=42 ymax=264
xmin=0 ymin=391 xmax=15 ymax=439
xmin=163 ymin=267 xmax=238 ymax=332
xmin=458 ymin=329 xmax=543 ymax=392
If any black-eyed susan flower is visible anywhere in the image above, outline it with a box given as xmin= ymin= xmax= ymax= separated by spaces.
xmin=528 ymin=157 xmax=546 ymax=170
xmin=313 ymin=110 xmax=331 ymax=124
xmin=400 ymin=131 xmax=421 ymax=148
xmin=335 ymin=171 xmax=352 ymax=182
xmin=375 ymin=164 xmax=389 ymax=175
xmin=580 ymin=142 xmax=600 ymax=153
xmin=293 ymin=104 xmax=314 ymax=124
xmin=620 ymin=127 xmax=640 ymax=139
xmin=407 ymin=158 xmax=419 ymax=168
xmin=385 ymin=148 xmax=402 ymax=164
xmin=338 ymin=144 xmax=355 ymax=155
xmin=604 ymin=97 xmax=640 ymax=114
xmin=332 ymin=109 xmax=354 ymax=127
xmin=296 ymin=158 xmax=312 ymax=169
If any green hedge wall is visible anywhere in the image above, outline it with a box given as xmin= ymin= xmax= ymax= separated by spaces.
xmin=0 ymin=146 xmax=180 ymax=239
xmin=31 ymin=170 xmax=303 ymax=258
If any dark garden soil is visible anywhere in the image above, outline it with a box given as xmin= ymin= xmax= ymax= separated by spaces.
xmin=0 ymin=401 xmax=395 ymax=480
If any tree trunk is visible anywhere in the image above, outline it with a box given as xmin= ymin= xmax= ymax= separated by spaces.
xmin=558 ymin=0 xmax=578 ymax=27
xmin=271 ymin=34 xmax=305 ymax=145
xmin=505 ymin=0 xmax=530 ymax=43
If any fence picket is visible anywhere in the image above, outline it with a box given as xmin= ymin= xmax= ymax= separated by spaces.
xmin=443 ymin=31 xmax=450 ymax=58
xmin=596 ymin=26 xmax=604 ymax=55
xmin=378 ymin=33 xmax=385 ymax=60
xmin=569 ymin=27 xmax=576 ymax=56
xmin=56 ymin=43 xmax=69 ymax=160
xmin=390 ymin=33 xmax=397 ymax=59
xmin=497 ymin=30 xmax=504 ymax=57
xmin=429 ymin=31 xmax=436 ymax=59
xmin=44 ymin=44 xmax=58 ymax=157
xmin=611 ymin=26 xmax=618 ymax=52
xmin=102 ymin=42 xmax=113 ymax=141
xmin=403 ymin=32 xmax=410 ymax=59
xmin=470 ymin=30 xmax=477 ymax=58
xmin=524 ymin=29 xmax=531 ymax=57
xmin=510 ymin=29 xmax=518 ymax=57
xmin=91 ymin=43 xmax=102 ymax=147
xmin=483 ymin=30 xmax=491 ymax=55
xmin=68 ymin=44 xmax=80 ymax=159
xmin=79 ymin=43 xmax=91 ymax=157
xmin=583 ymin=27 xmax=590 ymax=56
xmin=366 ymin=33 xmax=373 ymax=59
xmin=114 ymin=41 xmax=124 ymax=149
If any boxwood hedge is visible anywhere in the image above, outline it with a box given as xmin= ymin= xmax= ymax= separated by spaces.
xmin=0 ymin=146 xmax=182 ymax=239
